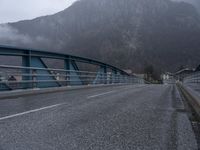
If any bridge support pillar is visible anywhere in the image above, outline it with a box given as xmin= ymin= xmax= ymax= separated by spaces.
xmin=103 ymin=66 xmax=107 ymax=84
xmin=22 ymin=52 xmax=60 ymax=88
xmin=65 ymin=58 xmax=82 ymax=86
xmin=93 ymin=66 xmax=107 ymax=84
xmin=111 ymin=70 xmax=117 ymax=84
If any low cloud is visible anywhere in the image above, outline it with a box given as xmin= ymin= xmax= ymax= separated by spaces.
xmin=0 ymin=24 xmax=32 ymax=44
xmin=0 ymin=24 xmax=52 ymax=49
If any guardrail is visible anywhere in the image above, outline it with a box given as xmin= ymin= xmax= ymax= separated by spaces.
xmin=0 ymin=45 xmax=144 ymax=91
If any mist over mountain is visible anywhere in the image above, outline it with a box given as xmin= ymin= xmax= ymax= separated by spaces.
xmin=1 ymin=0 xmax=200 ymax=73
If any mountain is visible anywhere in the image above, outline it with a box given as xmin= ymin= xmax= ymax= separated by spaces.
xmin=0 ymin=0 xmax=200 ymax=73
xmin=172 ymin=0 xmax=200 ymax=12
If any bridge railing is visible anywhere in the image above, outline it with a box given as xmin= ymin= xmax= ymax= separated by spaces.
xmin=0 ymin=65 xmax=143 ymax=91
xmin=0 ymin=46 xmax=145 ymax=91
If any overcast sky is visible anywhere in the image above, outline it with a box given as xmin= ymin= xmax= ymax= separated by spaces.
xmin=0 ymin=0 xmax=77 ymax=24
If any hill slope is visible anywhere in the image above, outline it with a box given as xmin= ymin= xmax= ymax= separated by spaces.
xmin=0 ymin=0 xmax=200 ymax=72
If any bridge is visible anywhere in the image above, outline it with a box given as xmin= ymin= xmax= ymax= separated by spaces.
xmin=0 ymin=46 xmax=199 ymax=150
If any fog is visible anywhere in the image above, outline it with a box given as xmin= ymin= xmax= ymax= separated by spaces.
xmin=0 ymin=25 xmax=32 ymax=44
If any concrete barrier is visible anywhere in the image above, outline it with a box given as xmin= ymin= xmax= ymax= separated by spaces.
xmin=177 ymin=83 xmax=200 ymax=118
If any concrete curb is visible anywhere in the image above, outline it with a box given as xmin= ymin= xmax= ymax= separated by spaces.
xmin=177 ymin=83 xmax=200 ymax=118
xmin=0 ymin=83 xmax=135 ymax=100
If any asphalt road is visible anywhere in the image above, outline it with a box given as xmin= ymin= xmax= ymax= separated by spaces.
xmin=0 ymin=84 xmax=197 ymax=150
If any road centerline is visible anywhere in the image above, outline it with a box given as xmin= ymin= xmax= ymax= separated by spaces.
xmin=0 ymin=103 xmax=64 ymax=121
xmin=87 ymin=90 xmax=116 ymax=99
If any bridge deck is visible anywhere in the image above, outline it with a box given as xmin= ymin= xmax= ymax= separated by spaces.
xmin=0 ymin=85 xmax=197 ymax=150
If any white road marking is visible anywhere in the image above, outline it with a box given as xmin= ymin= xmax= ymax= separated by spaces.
xmin=0 ymin=85 xmax=144 ymax=121
xmin=0 ymin=103 xmax=64 ymax=121
xmin=87 ymin=90 xmax=116 ymax=99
